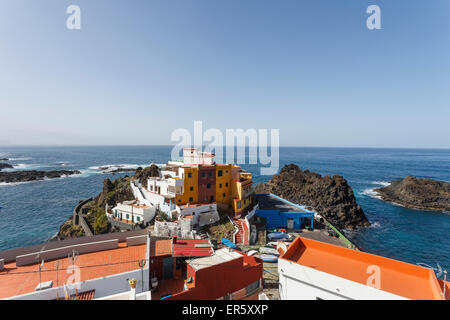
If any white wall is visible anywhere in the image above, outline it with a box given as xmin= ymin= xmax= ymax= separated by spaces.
xmin=179 ymin=204 xmax=219 ymax=227
xmin=278 ymin=258 xmax=407 ymax=300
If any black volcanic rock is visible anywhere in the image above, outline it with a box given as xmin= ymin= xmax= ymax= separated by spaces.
xmin=375 ymin=176 xmax=450 ymax=211
xmin=0 ymin=170 xmax=81 ymax=183
xmin=254 ymin=164 xmax=370 ymax=229
xmin=0 ymin=163 xmax=13 ymax=171
xmin=134 ymin=164 xmax=160 ymax=188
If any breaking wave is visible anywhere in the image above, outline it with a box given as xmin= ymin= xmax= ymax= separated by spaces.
xmin=373 ymin=181 xmax=391 ymax=187
xmin=88 ymin=163 xmax=149 ymax=173
xmin=361 ymin=188 xmax=382 ymax=200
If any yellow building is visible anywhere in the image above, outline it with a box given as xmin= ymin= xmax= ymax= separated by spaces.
xmin=230 ymin=168 xmax=254 ymax=217
xmin=215 ymin=164 xmax=232 ymax=205
xmin=176 ymin=166 xmax=198 ymax=205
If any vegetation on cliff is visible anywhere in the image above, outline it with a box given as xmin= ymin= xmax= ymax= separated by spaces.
xmin=57 ymin=165 xmax=161 ymax=239
xmin=255 ymin=164 xmax=370 ymax=229
xmin=375 ymin=176 xmax=450 ymax=211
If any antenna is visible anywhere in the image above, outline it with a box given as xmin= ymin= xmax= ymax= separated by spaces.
xmin=138 ymin=259 xmax=146 ymax=293
xmin=67 ymin=249 xmax=79 ymax=298
xmin=38 ymin=258 xmax=45 ymax=291
xmin=54 ymin=261 xmax=60 ymax=300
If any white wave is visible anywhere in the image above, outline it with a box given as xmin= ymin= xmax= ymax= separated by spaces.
xmin=370 ymin=221 xmax=382 ymax=228
xmin=373 ymin=181 xmax=391 ymax=187
xmin=55 ymin=161 xmax=71 ymax=167
xmin=8 ymin=157 xmax=32 ymax=161
xmin=3 ymin=163 xmax=42 ymax=171
xmin=88 ymin=163 xmax=149 ymax=173
xmin=361 ymin=188 xmax=382 ymax=200
xmin=0 ymin=180 xmax=35 ymax=187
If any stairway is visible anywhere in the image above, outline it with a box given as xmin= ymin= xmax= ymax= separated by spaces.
xmin=233 ymin=219 xmax=249 ymax=245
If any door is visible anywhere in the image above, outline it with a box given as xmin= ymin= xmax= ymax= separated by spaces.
xmin=287 ymin=218 xmax=294 ymax=229
xmin=162 ymin=257 xmax=174 ymax=280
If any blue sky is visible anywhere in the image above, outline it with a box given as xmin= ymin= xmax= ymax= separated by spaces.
xmin=0 ymin=0 xmax=449 ymax=147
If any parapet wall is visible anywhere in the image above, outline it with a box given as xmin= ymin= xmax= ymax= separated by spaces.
xmin=0 ymin=229 xmax=148 ymax=264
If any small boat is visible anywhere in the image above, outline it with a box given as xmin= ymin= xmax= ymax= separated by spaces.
xmin=259 ymin=247 xmax=280 ymax=256
xmin=260 ymin=254 xmax=278 ymax=263
xmin=267 ymin=232 xmax=289 ymax=240
xmin=247 ymin=250 xmax=258 ymax=256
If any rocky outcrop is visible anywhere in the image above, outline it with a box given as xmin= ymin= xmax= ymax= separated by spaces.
xmin=0 ymin=163 xmax=13 ymax=171
xmin=0 ymin=170 xmax=81 ymax=183
xmin=57 ymin=218 xmax=85 ymax=239
xmin=134 ymin=164 xmax=160 ymax=188
xmin=254 ymin=164 xmax=370 ymax=229
xmin=91 ymin=176 xmax=135 ymax=208
xmin=375 ymin=176 xmax=450 ymax=211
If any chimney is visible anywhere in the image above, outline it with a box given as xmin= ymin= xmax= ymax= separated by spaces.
xmin=129 ymin=278 xmax=137 ymax=300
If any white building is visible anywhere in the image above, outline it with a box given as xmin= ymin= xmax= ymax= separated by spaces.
xmin=278 ymin=237 xmax=449 ymax=300
xmin=183 ymin=148 xmax=215 ymax=166
xmin=110 ymin=200 xmax=155 ymax=224
xmin=177 ymin=203 xmax=220 ymax=228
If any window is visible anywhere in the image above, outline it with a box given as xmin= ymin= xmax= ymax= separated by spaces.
xmin=219 ymin=184 xmax=222 ymax=188
xmin=237 ymin=201 xmax=241 ymax=209
xmin=207 ymin=183 xmax=211 ymax=189
xmin=126 ymin=214 xmax=130 ymax=220
xmin=136 ymin=217 xmax=140 ymax=222
xmin=210 ymin=196 xmax=214 ymax=202
xmin=188 ymin=172 xmax=192 ymax=178
xmin=223 ymin=193 xmax=226 ymax=197
xmin=201 ymin=172 xmax=206 ymax=177
xmin=189 ymin=197 xmax=193 ymax=202
xmin=218 ymin=170 xmax=223 ymax=177
xmin=178 ymin=199 xmax=181 ymax=203
xmin=209 ymin=171 xmax=213 ymax=177
xmin=225 ymin=182 xmax=228 ymax=187
xmin=190 ymin=186 xmax=194 ymax=191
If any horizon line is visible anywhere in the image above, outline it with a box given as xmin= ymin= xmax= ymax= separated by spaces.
xmin=0 ymin=144 xmax=449 ymax=150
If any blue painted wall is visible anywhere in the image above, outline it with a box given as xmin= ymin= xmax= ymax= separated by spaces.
xmin=256 ymin=210 xmax=313 ymax=229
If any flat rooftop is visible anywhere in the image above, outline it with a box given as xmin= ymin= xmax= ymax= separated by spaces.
xmin=186 ymin=248 xmax=242 ymax=271
xmin=0 ymin=242 xmax=147 ymax=300
xmin=172 ymin=239 xmax=214 ymax=258
xmin=281 ymin=237 xmax=448 ymax=300
xmin=255 ymin=193 xmax=312 ymax=214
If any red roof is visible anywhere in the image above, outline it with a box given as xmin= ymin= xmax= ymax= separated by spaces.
xmin=172 ymin=238 xmax=214 ymax=257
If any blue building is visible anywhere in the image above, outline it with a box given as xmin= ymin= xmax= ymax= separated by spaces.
xmin=255 ymin=193 xmax=315 ymax=230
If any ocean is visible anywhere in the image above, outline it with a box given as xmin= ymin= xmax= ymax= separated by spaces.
xmin=0 ymin=146 xmax=449 ymax=274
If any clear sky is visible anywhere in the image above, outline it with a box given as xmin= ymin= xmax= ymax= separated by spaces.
xmin=0 ymin=0 xmax=449 ymax=147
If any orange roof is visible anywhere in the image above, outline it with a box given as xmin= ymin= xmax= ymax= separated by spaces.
xmin=67 ymin=289 xmax=96 ymax=300
xmin=0 ymin=242 xmax=146 ymax=299
xmin=281 ymin=237 xmax=447 ymax=300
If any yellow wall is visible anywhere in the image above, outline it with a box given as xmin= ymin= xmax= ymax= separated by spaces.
xmin=231 ymin=180 xmax=253 ymax=214
xmin=215 ymin=164 xmax=232 ymax=204
xmin=176 ymin=167 xmax=198 ymax=205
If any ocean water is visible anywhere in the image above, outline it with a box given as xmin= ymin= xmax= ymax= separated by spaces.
xmin=0 ymin=146 xmax=449 ymax=274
